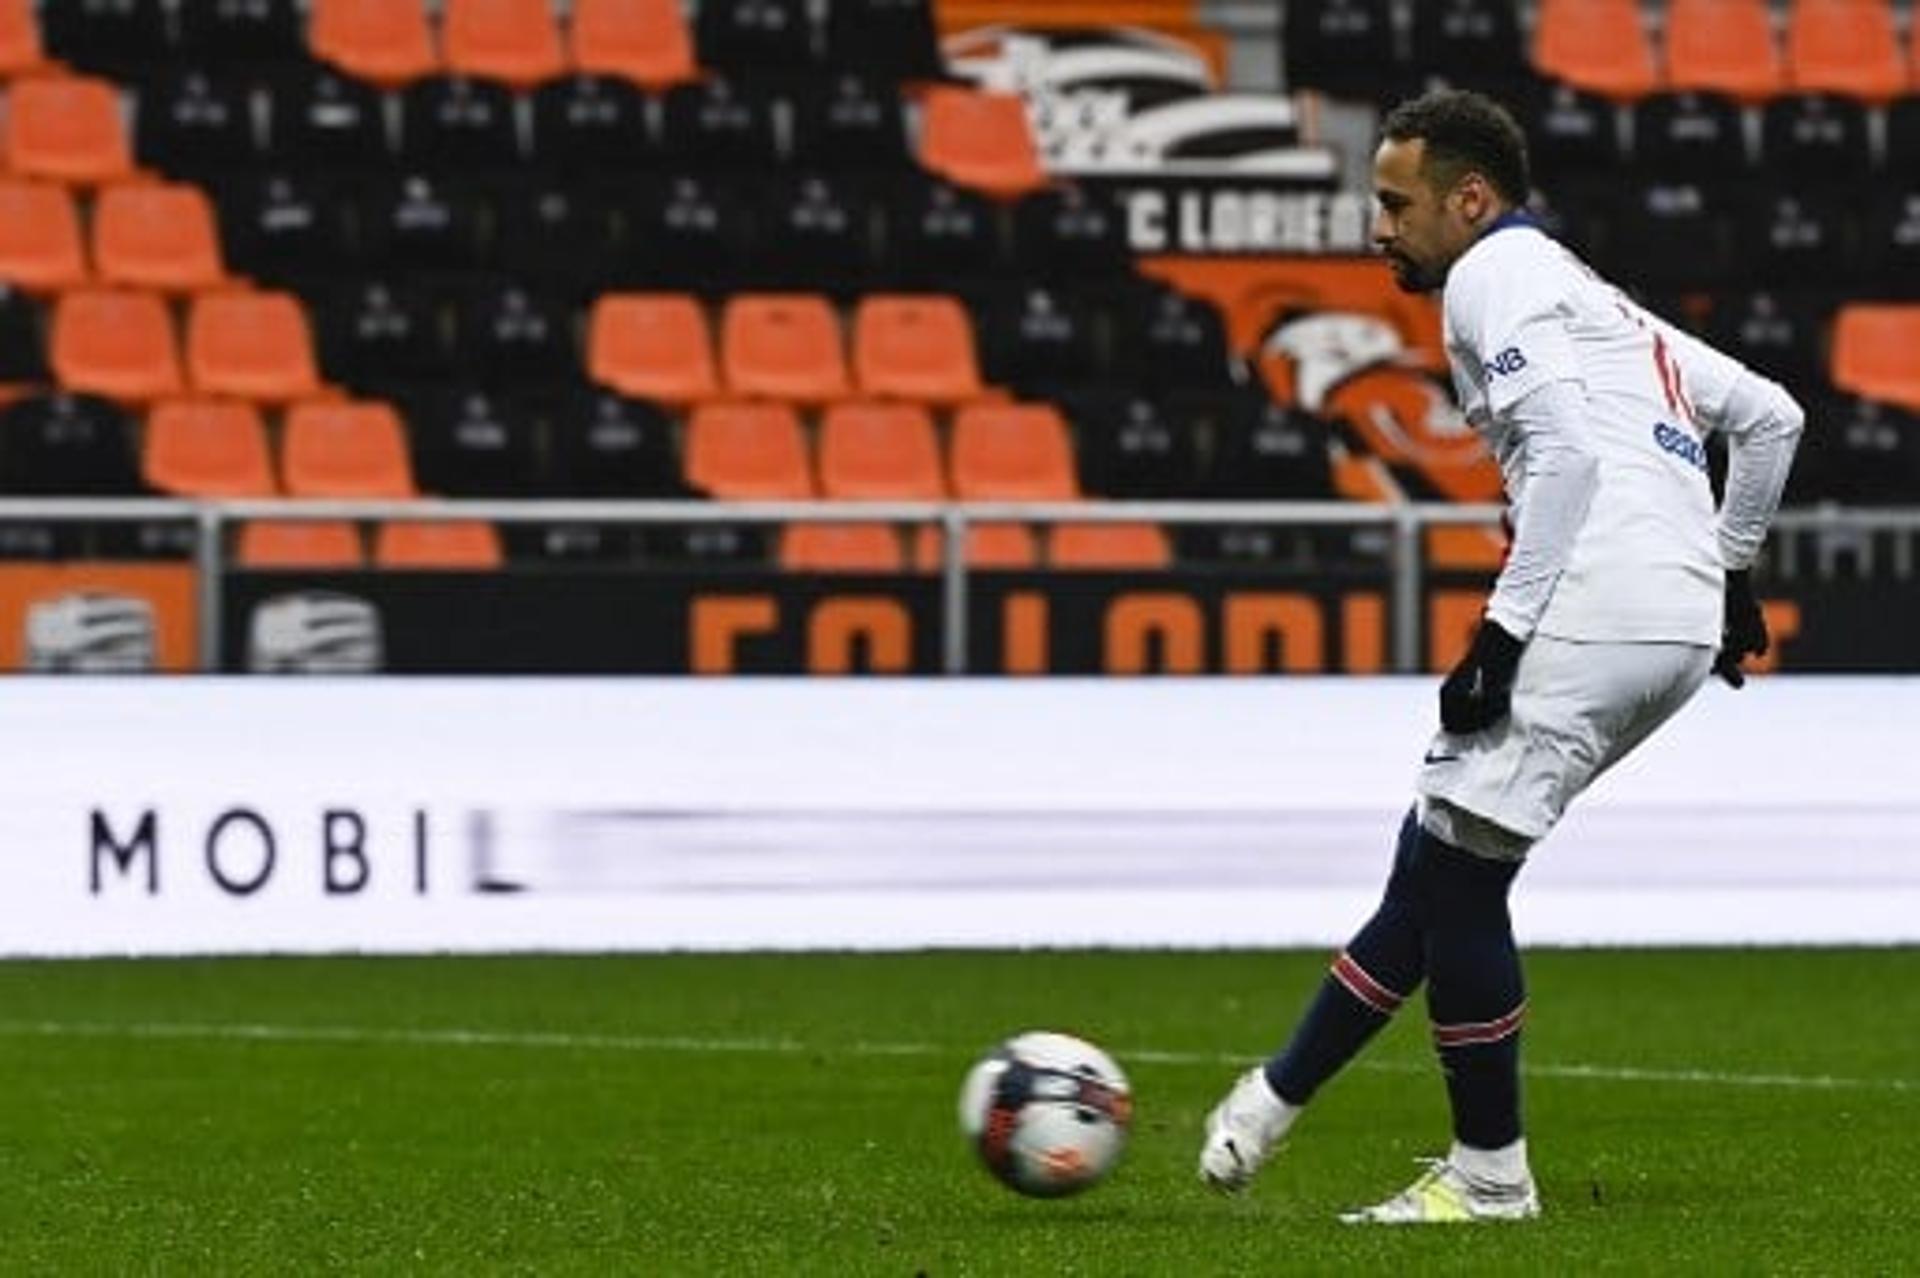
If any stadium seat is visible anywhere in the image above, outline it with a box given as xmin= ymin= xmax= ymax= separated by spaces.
xmin=310 ymin=0 xmax=440 ymax=86
xmin=319 ymin=280 xmax=453 ymax=391
xmin=914 ymin=522 xmax=1039 ymax=570
xmin=852 ymin=296 xmax=982 ymax=402
xmin=178 ymin=0 xmax=304 ymax=68
xmin=1523 ymin=82 xmax=1625 ymax=183
xmin=721 ymin=295 xmax=850 ymax=401
xmin=186 ymin=291 xmax=321 ymax=401
xmin=696 ymin=0 xmax=816 ymax=73
xmin=1605 ymin=181 xmax=1732 ymax=289
xmin=0 ymin=283 xmax=46 ymax=382
xmin=883 ymin=177 xmax=1006 ymax=285
xmin=135 ymin=71 xmax=261 ymax=180
xmin=1051 ymin=523 xmax=1173 ymax=571
xmin=51 ymin=289 xmax=183 ymax=401
xmin=280 ymin=399 xmax=417 ymax=498
xmin=374 ymin=520 xmax=505 ymax=570
xmin=1632 ymin=93 xmax=1749 ymax=178
xmin=755 ymin=175 xmax=880 ymax=293
xmin=217 ymin=173 xmax=356 ymax=288
xmin=919 ymin=87 xmax=1047 ymax=199
xmin=1706 ymin=291 xmax=1832 ymax=393
xmin=1408 ymin=0 xmax=1527 ymax=95
xmin=1533 ymin=0 xmax=1658 ymax=100
xmin=92 ymin=183 xmax=227 ymax=293
xmin=236 ymin=520 xmax=365 ymax=568
xmin=1831 ymin=305 xmax=1920 ymax=410
xmin=818 ymin=400 xmax=945 ymax=498
xmin=1787 ymin=0 xmax=1906 ymax=101
xmin=529 ymin=75 xmax=655 ymax=172
xmin=543 ymin=388 xmax=685 ymax=496
xmin=1738 ymin=188 xmax=1852 ymax=286
xmin=1012 ymin=186 xmax=1132 ymax=280
xmin=1187 ymin=390 xmax=1336 ymax=499
xmin=444 ymin=0 xmax=565 ymax=87
xmin=401 ymin=386 xmax=540 ymax=496
xmin=40 ymin=0 xmax=168 ymax=78
xmin=1062 ymin=391 xmax=1201 ymax=499
xmin=780 ymin=523 xmax=905 ymax=572
xmin=1284 ymin=0 xmax=1397 ymax=100
xmin=0 ymin=0 xmax=45 ymax=76
xmin=144 ymin=399 xmax=278 ymax=497
xmin=1665 ymin=0 xmax=1784 ymax=101
xmin=621 ymin=175 xmax=755 ymax=289
xmin=0 ymin=391 xmax=142 ymax=494
xmin=660 ymin=79 xmax=779 ymax=169
xmin=1761 ymin=93 xmax=1872 ymax=179
xmin=1860 ymin=186 xmax=1920 ymax=294
xmin=823 ymin=0 xmax=941 ymax=81
xmin=0 ymin=181 xmax=87 ymax=291
xmin=587 ymin=294 xmax=717 ymax=402
xmin=568 ymin=0 xmax=697 ymax=90
xmin=789 ymin=75 xmax=909 ymax=170
xmin=1112 ymin=287 xmax=1232 ymax=392
xmin=263 ymin=65 xmax=392 ymax=170
xmin=950 ymin=402 xmax=1078 ymax=499
xmin=4 ymin=76 xmax=134 ymax=184
xmin=450 ymin=283 xmax=575 ymax=387
xmin=684 ymin=400 xmax=814 ymax=499
xmin=979 ymin=287 xmax=1103 ymax=394
xmin=399 ymin=76 xmax=522 ymax=171
xmin=358 ymin=175 xmax=487 ymax=270
xmin=492 ymin=181 xmax=620 ymax=295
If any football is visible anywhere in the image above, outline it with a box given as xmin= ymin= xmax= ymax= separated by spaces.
xmin=956 ymin=1031 xmax=1133 ymax=1197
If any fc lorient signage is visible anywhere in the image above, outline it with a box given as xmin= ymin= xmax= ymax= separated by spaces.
xmin=1103 ymin=184 xmax=1376 ymax=255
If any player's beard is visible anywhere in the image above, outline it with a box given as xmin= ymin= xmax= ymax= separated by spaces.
xmin=1385 ymin=251 xmax=1441 ymax=294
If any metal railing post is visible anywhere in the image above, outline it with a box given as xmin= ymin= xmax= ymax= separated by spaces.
xmin=1392 ymin=508 xmax=1423 ymax=673
xmin=195 ymin=505 xmax=223 ymax=672
xmin=941 ymin=506 xmax=968 ymax=675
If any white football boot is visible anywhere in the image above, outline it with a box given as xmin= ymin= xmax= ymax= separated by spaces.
xmin=1339 ymin=1157 xmax=1541 ymax=1224
xmin=1198 ymin=1066 xmax=1299 ymax=1193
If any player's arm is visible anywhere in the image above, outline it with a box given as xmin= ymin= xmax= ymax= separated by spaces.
xmin=1658 ymin=321 xmax=1806 ymax=685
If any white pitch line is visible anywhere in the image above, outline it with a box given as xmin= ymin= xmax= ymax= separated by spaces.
xmin=0 ymin=1019 xmax=1912 ymax=1095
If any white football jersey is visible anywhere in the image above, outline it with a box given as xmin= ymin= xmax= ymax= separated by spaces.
xmin=1443 ymin=217 xmax=1749 ymax=645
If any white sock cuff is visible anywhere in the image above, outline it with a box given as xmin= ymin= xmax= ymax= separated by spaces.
xmin=1450 ymin=1137 xmax=1531 ymax=1186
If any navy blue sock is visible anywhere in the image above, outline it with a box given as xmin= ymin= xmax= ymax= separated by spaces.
xmin=1422 ymin=835 xmax=1526 ymax=1150
xmin=1266 ymin=810 xmax=1429 ymax=1105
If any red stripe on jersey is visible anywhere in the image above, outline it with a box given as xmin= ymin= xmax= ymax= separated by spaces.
xmin=1330 ymin=951 xmax=1405 ymax=1016
xmin=1432 ymin=1002 xmax=1527 ymax=1047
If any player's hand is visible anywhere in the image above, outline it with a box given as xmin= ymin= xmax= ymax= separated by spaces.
xmin=1712 ymin=569 xmax=1769 ymax=689
xmin=1439 ymin=619 xmax=1525 ymax=734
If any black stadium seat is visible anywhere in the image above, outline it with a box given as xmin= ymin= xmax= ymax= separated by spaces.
xmin=619 ymin=174 xmax=755 ymax=291
xmin=449 ymin=282 xmax=577 ymax=386
xmin=357 ymin=174 xmax=488 ymax=272
xmin=529 ymin=75 xmax=655 ymax=173
xmin=697 ymin=0 xmax=817 ymax=73
xmin=1062 ymin=390 xmax=1203 ymax=499
xmin=882 ymin=177 xmax=1005 ymax=286
xmin=541 ymin=388 xmax=686 ymax=497
xmin=1190 ymin=390 xmax=1336 ymax=500
xmin=319 ymin=279 xmax=453 ymax=391
xmin=824 ymin=0 xmax=942 ymax=81
xmin=1632 ymin=91 xmax=1748 ymax=178
xmin=177 ymin=0 xmax=304 ymax=69
xmin=1283 ymin=0 xmax=1397 ymax=101
xmin=978 ymin=287 xmax=1104 ymax=395
xmin=216 ymin=171 xmax=356 ymax=286
xmin=265 ymin=64 xmax=392 ymax=171
xmin=1111 ymin=286 xmax=1233 ymax=393
xmin=0 ymin=393 xmax=144 ymax=496
xmin=1761 ymin=93 xmax=1871 ymax=181
xmin=489 ymin=181 xmax=620 ymax=297
xmin=1705 ymin=291 xmax=1834 ymax=396
xmin=1738 ymin=188 xmax=1852 ymax=288
xmin=399 ymin=76 xmax=522 ymax=172
xmin=42 ymin=0 xmax=170 ymax=79
xmin=660 ymin=79 xmax=780 ymax=170
xmin=136 ymin=71 xmax=261 ymax=179
xmin=405 ymin=386 xmax=543 ymax=497
xmin=1524 ymin=82 xmax=1623 ymax=184
xmin=1607 ymin=181 xmax=1731 ymax=290
xmin=1012 ymin=186 xmax=1133 ymax=281
xmin=1859 ymin=187 xmax=1920 ymax=295
xmin=1408 ymin=0 xmax=1526 ymax=94
xmin=1790 ymin=395 xmax=1920 ymax=505
xmin=0 ymin=284 xmax=48 ymax=383
xmin=754 ymin=174 xmax=879 ymax=293
xmin=1885 ymin=96 xmax=1920 ymax=175
xmin=788 ymin=75 xmax=909 ymax=171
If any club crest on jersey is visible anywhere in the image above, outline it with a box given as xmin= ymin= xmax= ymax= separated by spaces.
xmin=1484 ymin=347 xmax=1527 ymax=378
xmin=1653 ymin=421 xmax=1708 ymax=472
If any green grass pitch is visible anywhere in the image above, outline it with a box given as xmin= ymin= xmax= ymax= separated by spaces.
xmin=0 ymin=949 xmax=1915 ymax=1274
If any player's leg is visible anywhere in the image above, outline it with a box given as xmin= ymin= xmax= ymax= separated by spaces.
xmin=1199 ymin=809 xmax=1432 ymax=1192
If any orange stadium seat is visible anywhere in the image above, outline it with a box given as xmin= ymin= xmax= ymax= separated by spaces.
xmin=4 ymin=76 xmax=133 ymax=183
xmin=1051 ymin=523 xmax=1172 ymax=570
xmin=1787 ymin=0 xmax=1906 ymax=100
xmin=780 ymin=523 xmax=906 ymax=572
xmin=92 ymin=183 xmax=226 ymax=292
xmin=445 ymin=0 xmax=565 ymax=88
xmin=144 ymin=399 xmax=278 ymax=497
xmin=721 ymin=295 xmax=850 ymax=401
xmin=853 ymin=296 xmax=983 ymax=403
xmin=236 ymin=521 xmax=365 ymax=568
xmin=818 ymin=400 xmax=946 ymax=498
xmin=310 ymin=0 xmax=440 ymax=86
xmin=281 ymin=399 xmax=417 ymax=498
xmin=1666 ymin=0 xmax=1785 ymax=100
xmin=1831 ymin=305 xmax=1920 ymax=410
xmin=684 ymin=401 xmax=814 ymax=499
xmin=186 ymin=291 xmax=321 ymax=401
xmin=914 ymin=523 xmax=1041 ymax=570
xmin=1533 ymin=0 xmax=1658 ymax=99
xmin=50 ymin=289 xmax=182 ymax=400
xmin=374 ymin=520 xmax=505 ymax=569
xmin=569 ymin=0 xmax=697 ymax=89
xmin=0 ymin=0 xmax=45 ymax=76
xmin=950 ymin=402 xmax=1079 ymax=499
xmin=587 ymin=294 xmax=717 ymax=402
xmin=919 ymin=87 xmax=1048 ymax=199
xmin=0 ymin=180 xmax=86 ymax=290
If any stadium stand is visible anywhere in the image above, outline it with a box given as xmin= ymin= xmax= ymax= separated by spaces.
xmin=144 ymin=399 xmax=279 ymax=499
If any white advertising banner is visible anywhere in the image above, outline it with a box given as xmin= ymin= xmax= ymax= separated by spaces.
xmin=1 ymin=677 xmax=1916 ymax=955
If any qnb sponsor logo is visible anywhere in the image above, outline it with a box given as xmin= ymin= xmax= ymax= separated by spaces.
xmin=247 ymin=591 xmax=383 ymax=673
xmin=25 ymin=592 xmax=156 ymax=673
xmin=1653 ymin=421 xmax=1709 ymax=472
xmin=1484 ymin=347 xmax=1528 ymax=378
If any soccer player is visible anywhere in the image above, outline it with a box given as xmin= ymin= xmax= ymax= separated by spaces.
xmin=1197 ymin=89 xmax=1804 ymax=1222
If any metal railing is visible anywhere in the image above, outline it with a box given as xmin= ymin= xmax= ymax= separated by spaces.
xmin=0 ymin=498 xmax=1913 ymax=672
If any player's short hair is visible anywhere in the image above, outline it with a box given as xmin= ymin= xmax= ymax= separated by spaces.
xmin=1381 ymin=89 xmax=1530 ymax=206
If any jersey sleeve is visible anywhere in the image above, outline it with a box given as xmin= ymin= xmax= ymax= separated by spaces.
xmin=1443 ymin=237 xmax=1584 ymax=416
